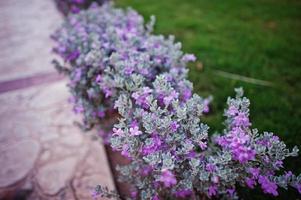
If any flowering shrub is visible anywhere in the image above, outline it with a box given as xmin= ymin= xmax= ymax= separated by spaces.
xmin=52 ymin=3 xmax=301 ymax=200
xmin=54 ymin=0 xmax=108 ymax=15
xmin=110 ymin=85 xmax=300 ymax=199
xmin=52 ymin=3 xmax=195 ymax=134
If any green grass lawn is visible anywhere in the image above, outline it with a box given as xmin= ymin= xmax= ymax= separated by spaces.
xmin=116 ymin=0 xmax=301 ymax=199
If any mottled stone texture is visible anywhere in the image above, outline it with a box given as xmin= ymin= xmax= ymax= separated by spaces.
xmin=0 ymin=0 xmax=115 ymax=199
xmin=0 ymin=0 xmax=62 ymax=82
xmin=0 ymin=81 xmax=115 ymax=199
xmin=0 ymin=140 xmax=40 ymax=188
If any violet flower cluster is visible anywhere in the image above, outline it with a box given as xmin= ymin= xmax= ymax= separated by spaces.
xmin=111 ymin=84 xmax=300 ymax=199
xmin=52 ymin=3 xmax=194 ymax=135
xmin=52 ymin=3 xmax=301 ymax=200
xmin=54 ymin=0 xmax=108 ymax=16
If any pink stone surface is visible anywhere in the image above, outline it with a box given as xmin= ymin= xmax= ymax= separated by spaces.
xmin=0 ymin=0 xmax=116 ymax=199
xmin=0 ymin=81 xmax=115 ymax=199
xmin=0 ymin=140 xmax=40 ymax=188
xmin=0 ymin=0 xmax=62 ymax=82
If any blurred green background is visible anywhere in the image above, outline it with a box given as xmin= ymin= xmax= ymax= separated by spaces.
xmin=116 ymin=0 xmax=301 ymax=199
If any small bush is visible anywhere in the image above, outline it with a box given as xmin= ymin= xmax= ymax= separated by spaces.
xmin=52 ymin=3 xmax=301 ymax=199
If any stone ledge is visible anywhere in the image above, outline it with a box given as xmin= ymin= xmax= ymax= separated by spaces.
xmin=0 ymin=81 xmax=115 ymax=199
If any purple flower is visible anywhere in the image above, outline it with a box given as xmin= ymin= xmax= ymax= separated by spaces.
xmin=199 ymin=141 xmax=207 ymax=150
xmin=163 ymin=90 xmax=179 ymax=106
xmin=132 ymin=87 xmax=153 ymax=109
xmin=54 ymin=45 xmax=66 ymax=54
xmin=95 ymin=74 xmax=102 ymax=83
xmin=211 ymin=176 xmax=219 ymax=184
xmin=74 ymin=104 xmax=84 ymax=114
xmin=102 ymin=87 xmax=112 ymax=98
xmin=159 ymin=169 xmax=177 ymax=188
xmin=284 ymin=171 xmax=293 ymax=180
xmin=295 ymin=183 xmax=301 ymax=194
xmin=206 ymin=163 xmax=216 ymax=172
xmin=227 ymin=188 xmax=235 ymax=196
xmin=233 ymin=146 xmax=256 ymax=163
xmin=203 ymin=98 xmax=211 ymax=113
xmin=72 ymin=0 xmax=85 ymax=4
xmin=263 ymin=155 xmax=270 ymax=163
xmin=215 ymin=136 xmax=227 ymax=146
xmin=170 ymin=121 xmax=180 ymax=132
xmin=230 ymin=127 xmax=250 ymax=145
xmin=112 ymin=128 xmax=124 ymax=136
xmin=67 ymin=50 xmax=80 ymax=61
xmin=124 ymin=66 xmax=134 ymax=75
xmin=217 ymin=127 xmax=249 ymax=148
xmin=245 ymin=177 xmax=256 ymax=188
xmin=130 ymin=190 xmax=138 ymax=199
xmin=121 ymin=144 xmax=130 ymax=158
xmin=174 ymin=189 xmax=192 ymax=198
xmin=141 ymin=135 xmax=162 ymax=155
xmin=140 ymin=166 xmax=153 ymax=176
xmin=208 ymin=185 xmax=217 ymax=197
xmin=258 ymin=176 xmax=278 ymax=196
xmin=186 ymin=151 xmax=196 ymax=159
xmin=91 ymin=190 xmax=99 ymax=200
xmin=129 ymin=126 xmax=142 ymax=136
xmin=152 ymin=195 xmax=160 ymax=200
xmin=139 ymin=68 xmax=149 ymax=76
xmin=233 ymin=112 xmax=251 ymax=128
xmin=271 ymin=135 xmax=280 ymax=142
xmin=130 ymin=120 xmax=139 ymax=128
xmin=97 ymin=110 xmax=105 ymax=118
xmin=217 ymin=126 xmax=255 ymax=163
xmin=273 ymin=160 xmax=283 ymax=168
xmin=227 ymin=105 xmax=238 ymax=116
xmin=181 ymin=88 xmax=192 ymax=102
xmin=73 ymin=68 xmax=82 ymax=82
xmin=249 ymin=167 xmax=260 ymax=178
xmin=182 ymin=54 xmax=196 ymax=62
xmin=71 ymin=5 xmax=80 ymax=13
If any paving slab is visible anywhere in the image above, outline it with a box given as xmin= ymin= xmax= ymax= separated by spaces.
xmin=0 ymin=1 xmax=116 ymax=199
xmin=0 ymin=81 xmax=115 ymax=199
xmin=0 ymin=0 xmax=62 ymax=82
xmin=0 ymin=140 xmax=40 ymax=188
